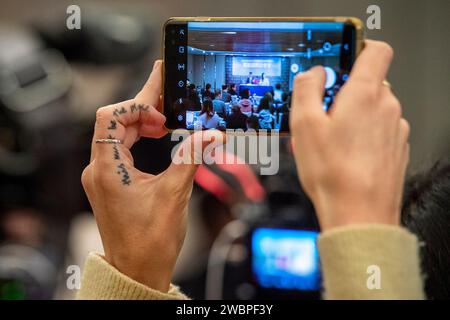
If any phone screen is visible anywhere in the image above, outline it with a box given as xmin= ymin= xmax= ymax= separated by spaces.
xmin=164 ymin=20 xmax=357 ymax=132
xmin=251 ymin=228 xmax=321 ymax=291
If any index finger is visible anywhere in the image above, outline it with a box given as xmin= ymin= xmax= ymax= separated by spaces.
xmin=348 ymin=40 xmax=394 ymax=85
xmin=135 ymin=60 xmax=163 ymax=111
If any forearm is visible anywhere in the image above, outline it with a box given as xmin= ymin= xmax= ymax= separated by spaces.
xmin=318 ymin=224 xmax=424 ymax=299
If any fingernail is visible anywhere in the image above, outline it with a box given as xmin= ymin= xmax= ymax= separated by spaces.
xmin=153 ymin=60 xmax=161 ymax=70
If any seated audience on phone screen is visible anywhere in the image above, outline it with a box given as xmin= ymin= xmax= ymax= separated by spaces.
xmin=228 ymin=83 xmax=238 ymax=96
xmin=273 ymin=92 xmax=290 ymax=114
xmin=239 ymin=88 xmax=253 ymax=113
xmin=246 ymin=115 xmax=259 ymax=131
xmin=226 ymin=104 xmax=248 ymax=129
xmin=203 ymin=83 xmax=215 ymax=101
xmin=199 ymin=98 xmax=223 ymax=129
xmin=212 ymin=89 xmax=227 ymax=118
xmin=257 ymin=96 xmax=274 ymax=129
xmin=221 ymin=84 xmax=231 ymax=103
xmin=273 ymin=83 xmax=284 ymax=103
xmin=401 ymin=160 xmax=450 ymax=300
xmin=276 ymin=92 xmax=291 ymax=131
xmin=262 ymin=92 xmax=274 ymax=108
xmin=187 ymin=83 xmax=201 ymax=111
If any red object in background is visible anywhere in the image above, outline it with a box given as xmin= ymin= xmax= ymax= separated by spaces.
xmin=194 ymin=152 xmax=266 ymax=205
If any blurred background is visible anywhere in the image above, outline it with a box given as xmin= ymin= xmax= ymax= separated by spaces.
xmin=0 ymin=0 xmax=448 ymax=299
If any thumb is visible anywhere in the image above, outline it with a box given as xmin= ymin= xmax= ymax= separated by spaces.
xmin=290 ymin=66 xmax=327 ymax=132
xmin=166 ymin=130 xmax=226 ymax=184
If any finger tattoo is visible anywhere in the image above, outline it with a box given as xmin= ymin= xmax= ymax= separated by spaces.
xmin=113 ymin=107 xmax=127 ymax=117
xmin=131 ymin=103 xmax=150 ymax=113
xmin=107 ymin=120 xmax=117 ymax=130
xmin=113 ymin=144 xmax=120 ymax=160
xmin=117 ymin=163 xmax=131 ymax=185
xmin=138 ymin=104 xmax=149 ymax=112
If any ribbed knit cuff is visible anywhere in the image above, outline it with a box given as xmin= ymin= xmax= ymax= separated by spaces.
xmin=318 ymin=224 xmax=424 ymax=300
xmin=76 ymin=253 xmax=188 ymax=300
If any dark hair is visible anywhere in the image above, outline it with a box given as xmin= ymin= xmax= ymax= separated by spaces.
xmin=257 ymin=97 xmax=271 ymax=112
xmin=189 ymin=83 xmax=196 ymax=90
xmin=241 ymin=88 xmax=250 ymax=99
xmin=275 ymin=83 xmax=281 ymax=90
xmin=231 ymin=104 xmax=241 ymax=113
xmin=401 ymin=160 xmax=450 ymax=299
xmin=222 ymin=84 xmax=228 ymax=90
xmin=229 ymin=83 xmax=236 ymax=90
xmin=214 ymin=89 xmax=222 ymax=97
xmin=263 ymin=91 xmax=273 ymax=102
xmin=200 ymin=98 xmax=214 ymax=118
xmin=205 ymin=83 xmax=211 ymax=90
xmin=246 ymin=115 xmax=259 ymax=130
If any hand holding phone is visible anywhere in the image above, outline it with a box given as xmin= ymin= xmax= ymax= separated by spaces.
xmin=81 ymin=61 xmax=224 ymax=292
xmin=290 ymin=40 xmax=410 ymax=231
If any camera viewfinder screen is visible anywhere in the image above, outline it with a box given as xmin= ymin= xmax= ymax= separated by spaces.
xmin=251 ymin=228 xmax=321 ymax=291
xmin=164 ymin=20 xmax=356 ymax=131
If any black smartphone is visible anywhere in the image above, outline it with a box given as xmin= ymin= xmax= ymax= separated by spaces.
xmin=163 ymin=17 xmax=364 ymax=133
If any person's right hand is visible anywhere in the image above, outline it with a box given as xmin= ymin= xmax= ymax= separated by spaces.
xmin=290 ymin=40 xmax=410 ymax=231
xmin=81 ymin=60 xmax=223 ymax=293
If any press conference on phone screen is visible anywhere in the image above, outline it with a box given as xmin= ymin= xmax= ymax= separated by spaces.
xmin=0 ymin=0 xmax=449 ymax=309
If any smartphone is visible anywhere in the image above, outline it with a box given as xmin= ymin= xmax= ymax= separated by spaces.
xmin=251 ymin=227 xmax=321 ymax=292
xmin=163 ymin=17 xmax=364 ymax=133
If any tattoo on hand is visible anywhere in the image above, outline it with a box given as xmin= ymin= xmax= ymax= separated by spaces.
xmin=107 ymin=120 xmax=117 ymax=130
xmin=117 ymin=163 xmax=131 ymax=185
xmin=131 ymin=103 xmax=150 ymax=113
xmin=113 ymin=144 xmax=120 ymax=160
xmin=113 ymin=107 xmax=127 ymax=117
xmin=138 ymin=104 xmax=150 ymax=112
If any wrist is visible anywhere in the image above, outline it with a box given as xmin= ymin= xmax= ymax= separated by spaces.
xmin=314 ymin=194 xmax=400 ymax=231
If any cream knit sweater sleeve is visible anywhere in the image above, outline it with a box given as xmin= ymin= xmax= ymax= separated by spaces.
xmin=77 ymin=225 xmax=424 ymax=300
xmin=76 ymin=253 xmax=188 ymax=300
xmin=317 ymin=224 xmax=424 ymax=299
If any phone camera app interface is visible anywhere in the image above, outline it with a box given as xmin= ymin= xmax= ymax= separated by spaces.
xmin=165 ymin=21 xmax=354 ymax=131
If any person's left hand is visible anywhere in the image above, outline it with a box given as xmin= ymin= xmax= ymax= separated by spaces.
xmin=81 ymin=60 xmax=224 ymax=292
